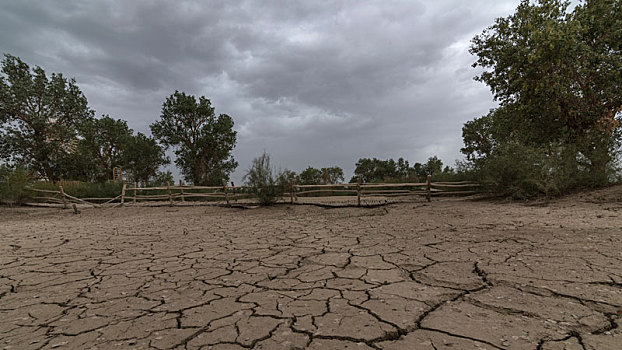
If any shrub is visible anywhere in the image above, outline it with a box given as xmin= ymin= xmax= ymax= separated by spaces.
xmin=0 ymin=166 xmax=32 ymax=206
xmin=244 ymin=152 xmax=282 ymax=205
xmin=474 ymin=141 xmax=618 ymax=199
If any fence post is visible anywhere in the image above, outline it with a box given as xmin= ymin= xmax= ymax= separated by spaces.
xmin=231 ymin=181 xmax=237 ymax=202
xmin=58 ymin=185 xmax=68 ymax=209
xmin=133 ymin=182 xmax=137 ymax=204
xmin=179 ymin=180 xmax=185 ymax=203
xmin=290 ymin=183 xmax=294 ymax=204
xmin=167 ymin=181 xmax=173 ymax=206
xmin=426 ymin=175 xmax=431 ymax=202
xmin=357 ymin=176 xmax=361 ymax=207
xmin=121 ymin=183 xmax=127 ymax=206
xmin=222 ymin=178 xmax=229 ymax=205
xmin=294 ymin=181 xmax=298 ymax=202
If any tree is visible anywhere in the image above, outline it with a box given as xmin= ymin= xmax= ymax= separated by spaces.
xmin=442 ymin=166 xmax=454 ymax=174
xmin=353 ymin=158 xmax=398 ymax=182
xmin=298 ymin=166 xmax=322 ymax=185
xmin=69 ymin=117 xmax=168 ymax=184
xmin=412 ymin=162 xmax=425 ymax=180
xmin=423 ymin=156 xmax=443 ymax=177
xmin=461 ymin=109 xmax=498 ymax=164
xmin=150 ymin=91 xmax=237 ymax=185
xmin=123 ymin=133 xmax=169 ymax=185
xmin=321 ymin=166 xmax=345 ymax=184
xmin=0 ymin=54 xmax=93 ymax=181
xmin=77 ymin=115 xmax=133 ymax=182
xmin=409 ymin=156 xmax=445 ymax=180
xmin=149 ymin=170 xmax=174 ymax=187
xmin=396 ymin=157 xmax=410 ymax=179
xmin=468 ymin=0 xmax=622 ymax=191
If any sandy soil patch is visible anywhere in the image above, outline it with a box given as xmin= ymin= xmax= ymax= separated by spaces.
xmin=1 ymin=186 xmax=621 ymax=349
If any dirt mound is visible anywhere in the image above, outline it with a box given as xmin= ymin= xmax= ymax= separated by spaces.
xmin=567 ymin=184 xmax=622 ymax=203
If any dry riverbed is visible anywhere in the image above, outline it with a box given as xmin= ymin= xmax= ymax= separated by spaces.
xmin=1 ymin=186 xmax=621 ymax=349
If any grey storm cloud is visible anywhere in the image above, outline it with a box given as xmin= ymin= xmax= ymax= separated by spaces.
xmin=0 ymin=0 xmax=521 ymax=182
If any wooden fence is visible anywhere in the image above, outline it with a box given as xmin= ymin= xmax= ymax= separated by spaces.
xmin=28 ymin=176 xmax=479 ymax=208
xmin=291 ymin=176 xmax=478 ymax=205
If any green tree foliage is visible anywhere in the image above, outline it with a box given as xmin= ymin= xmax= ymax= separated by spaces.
xmin=461 ymin=109 xmax=498 ymax=164
xmin=123 ymin=133 xmax=169 ymax=185
xmin=298 ymin=166 xmax=323 ymax=185
xmin=465 ymin=0 xmax=622 ymax=196
xmin=424 ymin=156 xmax=443 ymax=177
xmin=321 ymin=166 xmax=345 ymax=184
xmin=353 ymin=156 xmax=450 ymax=182
xmin=244 ymin=152 xmax=280 ymax=205
xmin=353 ymin=158 xmax=398 ymax=183
xmin=411 ymin=157 xmax=447 ymax=180
xmin=0 ymin=54 xmax=93 ymax=181
xmin=396 ymin=157 xmax=410 ymax=179
xmin=411 ymin=162 xmax=425 ymax=180
xmin=150 ymin=91 xmax=237 ymax=185
xmin=77 ymin=115 xmax=133 ymax=182
xmin=71 ymin=116 xmax=168 ymax=184
xmin=148 ymin=170 xmax=174 ymax=187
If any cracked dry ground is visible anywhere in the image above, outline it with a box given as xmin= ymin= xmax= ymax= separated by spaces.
xmin=1 ymin=188 xmax=622 ymax=350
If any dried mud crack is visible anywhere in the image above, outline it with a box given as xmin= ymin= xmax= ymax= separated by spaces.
xmin=1 ymin=187 xmax=622 ymax=349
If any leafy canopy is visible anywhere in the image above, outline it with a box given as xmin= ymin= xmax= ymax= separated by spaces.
xmin=0 ymin=54 xmax=93 ymax=181
xmin=123 ymin=132 xmax=169 ymax=185
xmin=69 ymin=115 xmax=168 ymax=183
xmin=464 ymin=0 xmax=622 ymax=196
xmin=469 ymin=0 xmax=621 ymax=148
xmin=77 ymin=115 xmax=133 ymax=182
xmin=352 ymin=156 xmax=449 ymax=183
xmin=150 ymin=91 xmax=237 ymax=185
xmin=353 ymin=158 xmax=398 ymax=183
xmin=321 ymin=166 xmax=345 ymax=184
xmin=297 ymin=167 xmax=323 ymax=185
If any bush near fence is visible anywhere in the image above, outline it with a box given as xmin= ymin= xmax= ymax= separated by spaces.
xmin=0 ymin=166 xmax=32 ymax=206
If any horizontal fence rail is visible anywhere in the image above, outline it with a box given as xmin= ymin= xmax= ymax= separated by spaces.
xmin=26 ymin=177 xmax=480 ymax=208
xmin=289 ymin=176 xmax=479 ymax=205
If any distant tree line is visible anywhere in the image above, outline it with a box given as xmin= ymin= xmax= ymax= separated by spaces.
xmin=350 ymin=156 xmax=455 ymax=183
xmin=264 ymin=155 xmax=462 ymax=189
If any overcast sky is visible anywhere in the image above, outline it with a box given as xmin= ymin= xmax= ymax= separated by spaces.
xmin=1 ymin=0 xmax=524 ymax=183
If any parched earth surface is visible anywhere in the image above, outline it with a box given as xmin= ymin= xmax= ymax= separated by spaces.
xmin=1 ymin=187 xmax=621 ymax=350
